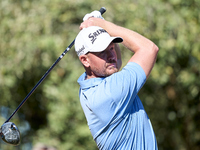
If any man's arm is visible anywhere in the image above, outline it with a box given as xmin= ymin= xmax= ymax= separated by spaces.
xmin=80 ymin=18 xmax=159 ymax=78
xmin=115 ymin=43 xmax=122 ymax=70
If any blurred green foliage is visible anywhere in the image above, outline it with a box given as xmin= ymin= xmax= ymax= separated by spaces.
xmin=0 ymin=0 xmax=199 ymax=150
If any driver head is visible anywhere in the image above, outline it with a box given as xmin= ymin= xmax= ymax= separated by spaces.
xmin=0 ymin=122 xmax=20 ymax=145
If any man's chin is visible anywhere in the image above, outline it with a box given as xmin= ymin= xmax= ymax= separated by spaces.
xmin=106 ymin=68 xmax=118 ymax=76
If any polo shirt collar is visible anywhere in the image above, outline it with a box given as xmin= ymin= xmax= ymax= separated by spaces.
xmin=77 ymin=72 xmax=105 ymax=90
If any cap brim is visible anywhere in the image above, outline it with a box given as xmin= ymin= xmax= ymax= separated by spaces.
xmin=89 ymin=37 xmax=123 ymax=53
xmin=113 ymin=37 xmax=123 ymax=43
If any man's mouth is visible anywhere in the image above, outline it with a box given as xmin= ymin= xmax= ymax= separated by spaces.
xmin=107 ymin=63 xmax=117 ymax=68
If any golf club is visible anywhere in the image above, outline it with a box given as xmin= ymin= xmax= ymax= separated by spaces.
xmin=0 ymin=7 xmax=106 ymax=146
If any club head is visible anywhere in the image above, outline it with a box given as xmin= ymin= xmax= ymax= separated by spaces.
xmin=0 ymin=122 xmax=20 ymax=146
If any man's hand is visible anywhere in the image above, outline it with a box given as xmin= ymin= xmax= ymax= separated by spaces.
xmin=83 ymin=10 xmax=104 ymax=21
xmin=79 ymin=17 xmax=105 ymax=30
xmin=80 ymin=10 xmax=105 ymax=30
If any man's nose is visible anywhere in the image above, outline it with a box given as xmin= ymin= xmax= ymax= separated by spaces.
xmin=107 ymin=51 xmax=116 ymax=61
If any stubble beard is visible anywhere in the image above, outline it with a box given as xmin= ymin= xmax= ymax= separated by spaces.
xmin=93 ymin=65 xmax=118 ymax=77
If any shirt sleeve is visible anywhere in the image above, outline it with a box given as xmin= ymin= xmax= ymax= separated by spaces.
xmin=81 ymin=62 xmax=147 ymax=136
xmin=84 ymin=62 xmax=146 ymax=125
xmin=105 ymin=62 xmax=146 ymax=107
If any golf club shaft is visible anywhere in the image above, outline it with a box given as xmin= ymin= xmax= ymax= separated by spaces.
xmin=4 ymin=40 xmax=74 ymax=123
xmin=4 ymin=7 xmax=106 ymax=123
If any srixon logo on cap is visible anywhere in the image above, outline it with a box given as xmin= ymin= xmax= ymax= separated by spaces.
xmin=77 ymin=45 xmax=85 ymax=56
xmin=88 ymin=29 xmax=107 ymax=44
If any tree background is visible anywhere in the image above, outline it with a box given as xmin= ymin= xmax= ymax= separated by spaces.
xmin=0 ymin=0 xmax=199 ymax=150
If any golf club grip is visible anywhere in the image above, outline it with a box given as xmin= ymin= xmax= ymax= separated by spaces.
xmin=4 ymin=7 xmax=107 ymax=123
xmin=99 ymin=7 xmax=106 ymax=15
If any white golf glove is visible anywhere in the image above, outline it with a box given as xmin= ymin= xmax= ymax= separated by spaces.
xmin=83 ymin=10 xmax=104 ymax=21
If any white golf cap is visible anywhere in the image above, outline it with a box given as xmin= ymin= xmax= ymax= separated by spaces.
xmin=75 ymin=26 xmax=123 ymax=56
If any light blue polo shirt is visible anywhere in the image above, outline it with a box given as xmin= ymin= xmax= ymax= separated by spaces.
xmin=77 ymin=62 xmax=158 ymax=150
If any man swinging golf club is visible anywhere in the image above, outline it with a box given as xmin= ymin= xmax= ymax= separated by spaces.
xmin=75 ymin=11 xmax=159 ymax=150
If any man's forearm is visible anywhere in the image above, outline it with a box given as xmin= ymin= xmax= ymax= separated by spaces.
xmin=101 ymin=20 xmax=155 ymax=53
xmin=115 ymin=43 xmax=122 ymax=70
xmin=101 ymin=19 xmax=159 ymax=78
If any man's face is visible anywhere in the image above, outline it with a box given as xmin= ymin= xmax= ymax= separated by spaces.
xmin=87 ymin=42 xmax=118 ymax=78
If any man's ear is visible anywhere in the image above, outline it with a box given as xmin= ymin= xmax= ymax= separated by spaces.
xmin=79 ymin=55 xmax=90 ymax=67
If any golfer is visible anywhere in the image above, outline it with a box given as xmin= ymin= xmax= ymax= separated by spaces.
xmin=75 ymin=11 xmax=159 ymax=150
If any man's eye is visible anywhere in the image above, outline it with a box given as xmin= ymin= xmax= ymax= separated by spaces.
xmin=98 ymin=51 xmax=105 ymax=56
